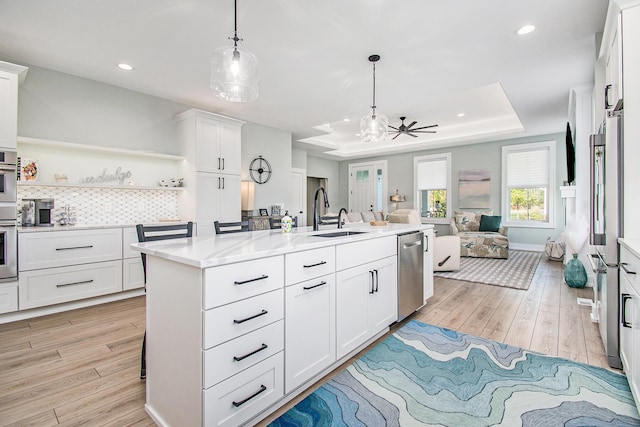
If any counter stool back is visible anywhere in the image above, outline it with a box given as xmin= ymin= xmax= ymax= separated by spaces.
xmin=135 ymin=221 xmax=193 ymax=379
xmin=214 ymin=220 xmax=253 ymax=234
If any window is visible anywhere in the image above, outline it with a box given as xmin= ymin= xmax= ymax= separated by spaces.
xmin=502 ymin=141 xmax=555 ymax=228
xmin=414 ymin=153 xmax=451 ymax=223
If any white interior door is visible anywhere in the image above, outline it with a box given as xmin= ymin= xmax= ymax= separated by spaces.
xmin=348 ymin=161 xmax=387 ymax=213
xmin=291 ymin=168 xmax=306 ymax=227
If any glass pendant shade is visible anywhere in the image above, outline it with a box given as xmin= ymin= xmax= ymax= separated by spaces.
xmin=360 ymin=110 xmax=388 ymax=142
xmin=210 ymin=45 xmax=259 ymax=102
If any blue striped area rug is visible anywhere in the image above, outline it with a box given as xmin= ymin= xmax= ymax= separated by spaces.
xmin=269 ymin=321 xmax=640 ymax=427
xmin=434 ymin=250 xmax=542 ymax=290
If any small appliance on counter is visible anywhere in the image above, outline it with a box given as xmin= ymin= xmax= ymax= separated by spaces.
xmin=21 ymin=199 xmax=36 ymax=227
xmin=35 ymin=198 xmax=55 ymax=226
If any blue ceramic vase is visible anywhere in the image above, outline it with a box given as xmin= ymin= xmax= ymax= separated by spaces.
xmin=564 ymin=253 xmax=587 ymax=288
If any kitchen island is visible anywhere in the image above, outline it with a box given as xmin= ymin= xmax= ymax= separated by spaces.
xmin=133 ymin=222 xmax=433 ymax=427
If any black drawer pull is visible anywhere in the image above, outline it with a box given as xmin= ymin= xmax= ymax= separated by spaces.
xmin=303 ymin=281 xmax=327 ymax=291
xmin=621 ymin=263 xmax=637 ymax=275
xmin=57 ymin=279 xmax=94 ymax=288
xmin=232 ymin=384 xmax=267 ymax=407
xmin=233 ymin=343 xmax=268 ymax=362
xmin=233 ymin=310 xmax=268 ymax=324
xmin=234 ymin=275 xmax=268 ymax=285
xmin=56 ymin=245 xmax=93 ymax=251
xmin=369 ymin=271 xmax=375 ymax=294
xmin=303 ymin=261 xmax=326 ymax=268
xmin=622 ymin=294 xmax=632 ymax=328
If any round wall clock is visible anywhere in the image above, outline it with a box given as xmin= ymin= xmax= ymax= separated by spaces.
xmin=249 ymin=155 xmax=272 ymax=184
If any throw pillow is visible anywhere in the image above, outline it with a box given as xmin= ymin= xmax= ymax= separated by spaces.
xmin=479 ymin=215 xmax=501 ymax=232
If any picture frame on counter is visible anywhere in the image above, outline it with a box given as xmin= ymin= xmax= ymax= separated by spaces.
xmin=259 ymin=208 xmax=269 ymax=216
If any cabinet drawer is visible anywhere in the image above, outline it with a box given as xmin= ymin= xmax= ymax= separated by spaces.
xmin=123 ymin=257 xmax=145 ymax=291
xmin=620 ymin=245 xmax=639 ymax=292
xmin=285 ymin=246 xmax=335 ymax=286
xmin=18 ymin=228 xmax=123 ymax=271
xmin=204 ymin=289 xmax=283 ymax=349
xmin=0 ymin=283 xmax=17 ymax=314
xmin=203 ymin=256 xmax=284 ymax=309
xmin=203 ymin=352 xmax=283 ymax=427
xmin=204 ymin=320 xmax=283 ymax=388
xmin=336 ymin=235 xmax=397 ymax=271
xmin=18 ymin=260 xmax=123 ymax=309
xmin=122 ymin=227 xmax=139 ymax=259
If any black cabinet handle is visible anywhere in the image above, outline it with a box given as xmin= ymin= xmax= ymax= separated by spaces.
xmin=56 ymin=245 xmax=93 ymax=251
xmin=605 ymin=84 xmax=612 ymax=109
xmin=233 ymin=310 xmax=268 ymax=324
xmin=57 ymin=279 xmax=93 ymax=288
xmin=621 ymin=263 xmax=637 ymax=275
xmin=374 ymin=269 xmax=379 ymax=293
xmin=232 ymin=384 xmax=267 ymax=407
xmin=369 ymin=271 xmax=375 ymax=294
xmin=622 ymin=294 xmax=632 ymax=328
xmin=234 ymin=275 xmax=268 ymax=285
xmin=303 ymin=281 xmax=327 ymax=291
xmin=222 ymin=158 xmax=225 ymax=170
xmin=218 ymin=157 xmax=221 ymax=170
xmin=233 ymin=343 xmax=268 ymax=362
xmin=303 ymin=261 xmax=327 ymax=268
xmin=425 ymin=236 xmax=429 ymax=252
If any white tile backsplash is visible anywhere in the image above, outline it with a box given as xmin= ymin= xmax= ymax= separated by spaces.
xmin=18 ymin=186 xmax=179 ymax=224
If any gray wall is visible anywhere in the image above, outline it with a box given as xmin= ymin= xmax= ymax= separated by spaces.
xmin=18 ymin=65 xmax=188 ymax=155
xmin=338 ymin=132 xmax=567 ymax=246
xmin=307 ymin=155 xmax=341 ymax=209
xmin=241 ymin=123 xmax=293 ymax=214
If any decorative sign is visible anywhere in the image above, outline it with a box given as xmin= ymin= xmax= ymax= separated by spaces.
xmin=79 ymin=167 xmax=132 ymax=185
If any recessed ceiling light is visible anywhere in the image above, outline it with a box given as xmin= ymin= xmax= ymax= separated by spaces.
xmin=517 ymin=25 xmax=536 ymax=35
xmin=457 ymin=113 xmax=465 ymax=117
xmin=117 ymin=63 xmax=134 ymax=71
xmin=343 ymin=118 xmax=350 ymax=122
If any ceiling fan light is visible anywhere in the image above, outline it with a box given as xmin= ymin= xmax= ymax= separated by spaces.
xmin=211 ymin=44 xmax=259 ymax=102
xmin=360 ymin=111 xmax=388 ymax=142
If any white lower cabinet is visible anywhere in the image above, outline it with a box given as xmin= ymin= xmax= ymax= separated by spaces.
xmin=620 ymin=243 xmax=640 ymax=407
xmin=0 ymin=282 xmax=18 ymax=314
xmin=336 ymin=255 xmax=397 ymax=360
xmin=19 ymin=260 xmax=123 ymax=309
xmin=285 ymin=273 xmax=336 ymax=393
xmin=204 ymin=352 xmax=284 ymax=427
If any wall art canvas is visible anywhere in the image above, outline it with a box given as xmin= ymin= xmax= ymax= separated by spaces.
xmin=459 ymin=169 xmax=490 ymax=208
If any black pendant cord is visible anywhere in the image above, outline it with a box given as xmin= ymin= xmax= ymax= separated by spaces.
xmin=231 ymin=0 xmax=241 ymax=48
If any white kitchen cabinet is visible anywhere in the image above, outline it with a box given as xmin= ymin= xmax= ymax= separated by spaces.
xmin=336 ymin=255 xmax=397 ymax=360
xmin=0 ymin=62 xmax=28 ymax=150
xmin=0 ymin=282 xmax=18 ymax=314
xmin=175 ymin=108 xmax=244 ymax=236
xmin=423 ymin=228 xmax=434 ymax=302
xmin=194 ymin=171 xmax=241 ymax=236
xmin=620 ymin=243 xmax=640 ymax=407
xmin=604 ymin=13 xmax=623 ymax=111
xmin=285 ymin=273 xmax=336 ymax=393
xmin=122 ymin=227 xmax=144 ymax=290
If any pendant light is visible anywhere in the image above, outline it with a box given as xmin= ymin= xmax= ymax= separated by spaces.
xmin=360 ymin=54 xmax=388 ymax=142
xmin=210 ymin=0 xmax=259 ymax=102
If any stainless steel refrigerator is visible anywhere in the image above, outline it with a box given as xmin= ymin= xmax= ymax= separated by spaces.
xmin=588 ymin=102 xmax=623 ymax=369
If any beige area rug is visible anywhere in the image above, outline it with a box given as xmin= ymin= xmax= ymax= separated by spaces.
xmin=433 ymin=250 xmax=543 ymax=290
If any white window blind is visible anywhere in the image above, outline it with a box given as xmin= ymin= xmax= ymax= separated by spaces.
xmin=417 ymin=158 xmax=447 ymax=190
xmin=507 ymin=148 xmax=549 ymax=187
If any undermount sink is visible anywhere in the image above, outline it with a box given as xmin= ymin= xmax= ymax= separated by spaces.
xmin=311 ymin=231 xmax=368 ymax=238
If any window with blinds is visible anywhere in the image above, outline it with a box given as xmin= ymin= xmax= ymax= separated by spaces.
xmin=502 ymin=141 xmax=556 ymax=226
xmin=414 ymin=153 xmax=451 ymax=221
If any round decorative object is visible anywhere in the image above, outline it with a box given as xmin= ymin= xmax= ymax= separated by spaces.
xmin=564 ymin=253 xmax=587 ymax=288
xmin=249 ymin=156 xmax=272 ymax=184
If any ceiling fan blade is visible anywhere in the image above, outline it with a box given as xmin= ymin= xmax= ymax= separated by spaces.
xmin=412 ymin=130 xmax=438 ymax=133
xmin=410 ymin=124 xmax=439 ymax=131
xmin=407 ymin=132 xmax=418 ymax=138
xmin=405 ymin=121 xmax=417 ymax=130
xmin=388 ymin=125 xmax=400 ymax=131
xmin=392 ymin=133 xmax=401 ymax=140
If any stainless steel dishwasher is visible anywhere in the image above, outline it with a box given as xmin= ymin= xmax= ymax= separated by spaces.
xmin=397 ymin=231 xmax=424 ymax=320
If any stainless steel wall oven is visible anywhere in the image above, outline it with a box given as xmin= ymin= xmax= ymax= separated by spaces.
xmin=0 ymin=150 xmax=17 ymax=282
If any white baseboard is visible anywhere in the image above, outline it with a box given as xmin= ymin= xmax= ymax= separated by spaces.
xmin=510 ymin=243 xmax=544 ymax=252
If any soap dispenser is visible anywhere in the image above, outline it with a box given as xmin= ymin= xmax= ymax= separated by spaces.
xmin=281 ymin=211 xmax=293 ymax=233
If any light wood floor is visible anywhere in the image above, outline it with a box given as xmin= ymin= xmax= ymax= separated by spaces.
xmin=0 ymin=257 xmax=611 ymax=426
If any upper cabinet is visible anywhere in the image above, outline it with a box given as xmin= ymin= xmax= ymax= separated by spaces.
xmin=174 ymin=109 xmax=243 ymax=175
xmin=0 ymin=61 xmax=28 ymax=150
xmin=604 ymin=13 xmax=623 ymax=111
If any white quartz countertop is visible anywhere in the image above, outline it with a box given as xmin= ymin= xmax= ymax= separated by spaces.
xmin=17 ymin=221 xmax=183 ymax=233
xmin=132 ymin=223 xmax=433 ymax=269
xmin=619 ymin=238 xmax=640 ymax=259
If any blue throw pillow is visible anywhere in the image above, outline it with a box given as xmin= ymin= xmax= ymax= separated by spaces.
xmin=479 ymin=215 xmax=501 ymax=232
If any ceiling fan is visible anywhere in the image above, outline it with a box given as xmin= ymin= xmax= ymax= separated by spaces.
xmin=388 ymin=117 xmax=438 ymax=140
